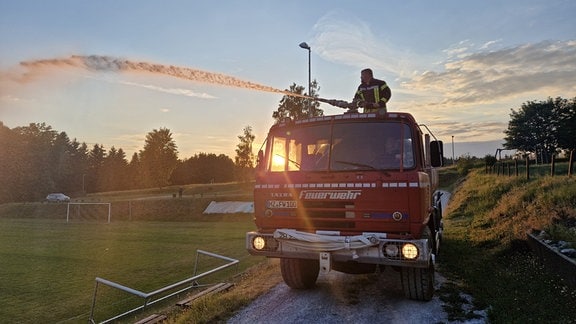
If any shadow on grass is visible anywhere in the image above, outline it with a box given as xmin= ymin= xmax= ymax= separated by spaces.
xmin=440 ymin=235 xmax=576 ymax=323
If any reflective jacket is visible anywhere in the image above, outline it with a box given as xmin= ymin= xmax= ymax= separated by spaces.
xmin=353 ymin=78 xmax=391 ymax=112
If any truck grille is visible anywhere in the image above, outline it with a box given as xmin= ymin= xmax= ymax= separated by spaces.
xmin=300 ymin=201 xmax=352 ymax=219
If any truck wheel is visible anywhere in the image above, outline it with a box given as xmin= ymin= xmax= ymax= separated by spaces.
xmin=400 ymin=264 xmax=434 ymax=301
xmin=401 ymin=226 xmax=435 ymax=301
xmin=280 ymin=258 xmax=319 ymax=289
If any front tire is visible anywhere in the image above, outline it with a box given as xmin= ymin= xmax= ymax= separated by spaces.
xmin=280 ymin=258 xmax=319 ymax=289
xmin=400 ymin=264 xmax=434 ymax=301
xmin=401 ymin=226 xmax=435 ymax=301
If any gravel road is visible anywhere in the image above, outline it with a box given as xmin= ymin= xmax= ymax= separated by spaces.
xmin=228 ymin=267 xmax=454 ymax=323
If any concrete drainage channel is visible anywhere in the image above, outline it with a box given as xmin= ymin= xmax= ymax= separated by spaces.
xmin=527 ymin=230 xmax=576 ymax=288
xmin=88 ymin=250 xmax=238 ymax=324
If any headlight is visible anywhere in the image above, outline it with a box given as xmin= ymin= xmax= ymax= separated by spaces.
xmin=384 ymin=244 xmax=399 ymax=257
xmin=401 ymin=243 xmax=418 ymax=259
xmin=253 ymin=236 xmax=266 ymax=250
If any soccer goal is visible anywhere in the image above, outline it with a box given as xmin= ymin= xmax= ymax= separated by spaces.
xmin=66 ymin=203 xmax=111 ymax=223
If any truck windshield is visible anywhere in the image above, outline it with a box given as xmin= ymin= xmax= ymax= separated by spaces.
xmin=267 ymin=122 xmax=415 ymax=172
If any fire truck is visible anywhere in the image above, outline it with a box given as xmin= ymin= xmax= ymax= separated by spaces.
xmin=246 ymin=106 xmax=444 ymax=301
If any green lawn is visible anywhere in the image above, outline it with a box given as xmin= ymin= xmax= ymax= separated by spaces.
xmin=0 ymin=216 xmax=260 ymax=323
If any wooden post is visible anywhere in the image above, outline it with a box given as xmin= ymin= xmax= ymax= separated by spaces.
xmin=569 ymin=150 xmax=574 ymax=177
xmin=550 ymin=154 xmax=555 ymax=176
xmin=526 ymin=156 xmax=530 ymax=180
xmin=515 ymin=159 xmax=519 ymax=177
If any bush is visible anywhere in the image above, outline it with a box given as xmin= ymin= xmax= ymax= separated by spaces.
xmin=456 ymin=154 xmax=479 ymax=176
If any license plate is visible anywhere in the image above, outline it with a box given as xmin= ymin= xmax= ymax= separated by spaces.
xmin=266 ymin=200 xmax=297 ymax=208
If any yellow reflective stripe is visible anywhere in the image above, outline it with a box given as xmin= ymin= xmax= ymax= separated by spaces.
xmin=379 ymin=83 xmax=389 ymax=104
xmin=373 ymin=87 xmax=380 ymax=103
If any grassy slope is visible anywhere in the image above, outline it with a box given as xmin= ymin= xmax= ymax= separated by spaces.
xmin=440 ymin=166 xmax=576 ymax=323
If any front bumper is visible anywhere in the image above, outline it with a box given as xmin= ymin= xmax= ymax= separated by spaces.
xmin=246 ymin=229 xmax=432 ymax=268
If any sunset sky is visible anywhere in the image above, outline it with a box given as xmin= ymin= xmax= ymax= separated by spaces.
xmin=1 ymin=0 xmax=575 ymax=159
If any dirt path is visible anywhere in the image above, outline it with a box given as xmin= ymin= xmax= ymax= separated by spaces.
xmin=228 ymin=267 xmax=456 ymax=324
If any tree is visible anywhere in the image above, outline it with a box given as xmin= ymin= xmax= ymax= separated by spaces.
xmin=69 ymin=139 xmax=89 ymax=194
xmin=0 ymin=122 xmax=20 ymax=203
xmin=11 ymin=123 xmax=58 ymax=200
xmin=553 ymin=97 xmax=576 ymax=151
xmin=171 ymin=153 xmax=235 ymax=184
xmin=140 ymin=127 xmax=178 ymax=188
xmin=0 ymin=122 xmax=94 ymax=202
xmin=504 ymin=98 xmax=561 ymax=163
xmin=87 ymin=144 xmax=106 ymax=192
xmin=99 ymin=147 xmax=129 ymax=191
xmin=127 ymin=152 xmax=145 ymax=189
xmin=235 ymin=126 xmax=255 ymax=182
xmin=272 ymin=80 xmax=322 ymax=122
xmin=50 ymin=132 xmax=76 ymax=193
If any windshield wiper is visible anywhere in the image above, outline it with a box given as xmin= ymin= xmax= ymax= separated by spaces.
xmin=334 ymin=160 xmax=377 ymax=170
xmin=333 ymin=160 xmax=391 ymax=176
xmin=274 ymin=154 xmax=301 ymax=169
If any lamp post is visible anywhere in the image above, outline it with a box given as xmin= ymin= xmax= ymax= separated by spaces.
xmin=299 ymin=42 xmax=311 ymax=96
xmin=452 ymin=136 xmax=455 ymax=165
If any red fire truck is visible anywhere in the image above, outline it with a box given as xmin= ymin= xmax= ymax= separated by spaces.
xmin=246 ymin=108 xmax=444 ymax=301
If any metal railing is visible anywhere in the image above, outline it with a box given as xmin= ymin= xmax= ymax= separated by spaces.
xmin=89 ymin=250 xmax=239 ymax=323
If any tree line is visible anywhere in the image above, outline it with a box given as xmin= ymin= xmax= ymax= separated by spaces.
xmin=0 ymin=122 xmax=255 ymax=203
xmin=4 ymin=78 xmax=568 ymax=204
xmin=0 ymin=79 xmax=321 ymax=205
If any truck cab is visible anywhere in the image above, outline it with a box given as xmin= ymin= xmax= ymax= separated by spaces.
xmin=246 ymin=111 xmax=444 ymax=301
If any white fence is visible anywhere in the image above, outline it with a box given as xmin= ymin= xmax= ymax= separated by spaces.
xmin=88 ymin=250 xmax=239 ymax=323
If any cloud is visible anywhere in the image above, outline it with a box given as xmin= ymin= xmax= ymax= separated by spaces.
xmin=311 ymin=10 xmax=421 ymax=78
xmin=309 ymin=13 xmax=576 ymax=147
xmin=404 ymin=40 xmax=576 ymax=106
xmin=480 ymin=39 xmax=502 ymax=50
xmin=116 ymin=80 xmax=217 ymax=99
xmin=0 ymin=94 xmax=22 ymax=103
xmin=311 ymin=12 xmax=575 ymax=107
xmin=428 ymin=121 xmax=509 ymax=141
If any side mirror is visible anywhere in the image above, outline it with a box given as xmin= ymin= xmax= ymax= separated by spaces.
xmin=430 ymin=141 xmax=444 ymax=167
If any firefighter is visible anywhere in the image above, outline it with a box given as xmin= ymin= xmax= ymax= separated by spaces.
xmin=353 ymin=68 xmax=391 ymax=113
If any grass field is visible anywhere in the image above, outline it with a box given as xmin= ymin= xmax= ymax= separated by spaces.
xmin=0 ymin=183 xmax=260 ymax=323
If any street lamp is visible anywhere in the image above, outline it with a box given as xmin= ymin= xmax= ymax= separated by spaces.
xmin=299 ymin=42 xmax=311 ymax=96
xmin=452 ymin=136 xmax=455 ymax=165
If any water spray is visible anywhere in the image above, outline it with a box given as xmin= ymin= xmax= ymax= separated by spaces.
xmin=17 ymin=55 xmax=360 ymax=110
xmin=314 ymin=97 xmax=357 ymax=109
xmin=18 ymin=55 xmax=312 ymax=100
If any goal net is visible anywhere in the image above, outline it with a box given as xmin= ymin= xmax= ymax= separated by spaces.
xmin=66 ymin=203 xmax=111 ymax=223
